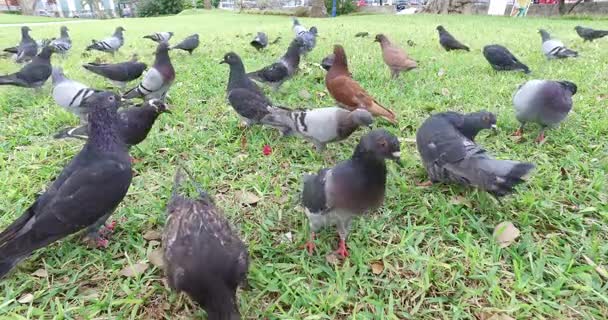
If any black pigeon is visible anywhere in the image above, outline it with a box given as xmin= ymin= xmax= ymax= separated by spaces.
xmin=575 ymin=25 xmax=608 ymax=42
xmin=3 ymin=26 xmax=37 ymax=63
xmin=86 ymin=27 xmax=125 ymax=55
xmin=482 ymin=44 xmax=530 ymax=74
xmin=416 ymin=111 xmax=534 ymax=197
xmin=437 ymin=25 xmax=469 ymax=51
xmin=54 ymin=99 xmax=170 ymax=147
xmin=0 ymin=46 xmax=53 ymax=88
xmin=163 ymin=167 xmax=249 ymax=320
xmin=49 ymin=26 xmax=72 ymax=55
xmin=250 ymin=32 xmax=268 ymax=51
xmin=302 ymin=129 xmax=401 ymax=258
xmin=512 ymin=80 xmax=576 ymax=143
xmin=355 ymin=32 xmax=369 ymax=38
xmin=170 ymin=34 xmax=200 ymax=55
xmin=143 ymin=32 xmax=173 ymax=43
xmin=221 ymin=52 xmax=292 ymax=131
xmin=0 ymin=92 xmax=132 ymax=279
xmin=83 ymin=54 xmax=147 ymax=88
xmin=247 ymin=37 xmax=304 ymax=90
xmin=124 ymin=42 xmax=175 ymax=101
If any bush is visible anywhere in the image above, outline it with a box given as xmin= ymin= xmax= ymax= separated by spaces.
xmin=138 ymin=0 xmax=184 ymax=17
xmin=195 ymin=0 xmax=220 ymax=8
xmin=324 ymin=0 xmax=356 ymax=15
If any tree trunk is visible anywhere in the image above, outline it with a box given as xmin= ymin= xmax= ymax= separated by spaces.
xmin=422 ymin=0 xmax=473 ymax=14
xmin=204 ymin=0 xmax=211 ymax=8
xmin=309 ymin=0 xmax=327 ymax=17
xmin=18 ymin=0 xmax=36 ymax=14
xmin=566 ymin=0 xmax=584 ymax=14
xmin=558 ymin=0 xmax=566 ymax=14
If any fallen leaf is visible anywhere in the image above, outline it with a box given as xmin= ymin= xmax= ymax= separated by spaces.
xmin=120 ymin=263 xmax=149 ymax=277
xmin=78 ymin=286 xmax=99 ymax=300
xmin=148 ymin=248 xmax=165 ymax=269
xmin=493 ymin=221 xmax=520 ymax=248
xmin=399 ymin=137 xmax=417 ymax=144
xmin=487 ymin=314 xmax=515 ymax=320
xmin=236 ymin=190 xmax=261 ymax=205
xmin=299 ymin=89 xmax=312 ymax=100
xmin=596 ymin=94 xmax=607 ymax=102
xmin=143 ymin=230 xmax=162 ymax=241
xmin=31 ymin=268 xmax=48 ymax=278
xmin=441 ymin=88 xmax=450 ymax=96
xmin=316 ymin=91 xmax=327 ymax=98
xmin=280 ymin=232 xmax=293 ymax=244
xmin=582 ymin=254 xmax=608 ymax=279
xmin=437 ymin=68 xmax=445 ymax=77
xmin=240 ymin=135 xmax=247 ymax=150
xmin=325 ymin=252 xmax=341 ymax=265
xmin=370 ymin=261 xmax=384 ymax=275
xmin=17 ymin=293 xmax=34 ymax=304
xmin=449 ymin=195 xmax=471 ymax=207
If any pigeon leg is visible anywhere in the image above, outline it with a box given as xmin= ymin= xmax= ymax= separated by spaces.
xmin=304 ymin=232 xmax=316 ymax=255
xmin=535 ymin=127 xmax=546 ymax=143
xmin=513 ymin=123 xmax=525 ymax=137
xmin=335 ymin=238 xmax=349 ymax=258
xmin=335 ymin=216 xmax=351 ymax=258
xmin=83 ymin=212 xmax=113 ymax=247
xmin=390 ymin=69 xmax=400 ymax=80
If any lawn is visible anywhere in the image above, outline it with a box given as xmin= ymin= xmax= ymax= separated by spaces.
xmin=0 ymin=13 xmax=75 ymax=25
xmin=1 ymin=9 xmax=608 ymax=319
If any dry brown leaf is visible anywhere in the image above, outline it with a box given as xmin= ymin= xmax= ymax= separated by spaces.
xmin=148 ymin=248 xmax=165 ymax=269
xmin=582 ymin=254 xmax=608 ymax=279
xmin=143 ymin=230 xmax=162 ymax=241
xmin=17 ymin=293 xmax=34 ymax=304
xmin=120 ymin=262 xmax=149 ymax=277
xmin=236 ymin=190 xmax=261 ymax=205
xmin=325 ymin=252 xmax=341 ymax=265
xmin=493 ymin=221 xmax=520 ymax=248
xmin=370 ymin=261 xmax=384 ymax=275
xmin=596 ymin=94 xmax=607 ymax=102
xmin=316 ymin=91 xmax=327 ymax=98
xmin=441 ymin=88 xmax=450 ymax=96
xmin=31 ymin=268 xmax=48 ymax=278
xmin=78 ymin=286 xmax=99 ymax=300
xmin=487 ymin=314 xmax=515 ymax=320
xmin=240 ymin=135 xmax=247 ymax=150
xmin=450 ymin=195 xmax=471 ymax=207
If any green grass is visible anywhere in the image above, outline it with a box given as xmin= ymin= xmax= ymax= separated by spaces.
xmin=0 ymin=13 xmax=75 ymax=24
xmin=1 ymin=10 xmax=608 ymax=319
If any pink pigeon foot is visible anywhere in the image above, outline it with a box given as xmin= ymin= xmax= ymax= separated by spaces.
xmin=335 ymin=239 xmax=349 ymax=258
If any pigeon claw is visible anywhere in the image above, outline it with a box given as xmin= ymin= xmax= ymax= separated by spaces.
xmin=335 ymin=239 xmax=349 ymax=258
xmin=96 ymin=238 xmax=109 ymax=248
xmin=535 ymin=133 xmax=545 ymax=143
xmin=513 ymin=128 xmax=523 ymax=137
xmin=305 ymin=241 xmax=316 ymax=255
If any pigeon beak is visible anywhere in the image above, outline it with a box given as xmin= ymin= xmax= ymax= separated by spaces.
xmin=219 ymin=59 xmax=226 ymax=64
xmin=391 ymin=151 xmax=402 ymax=166
xmin=491 ymin=124 xmax=498 ymax=131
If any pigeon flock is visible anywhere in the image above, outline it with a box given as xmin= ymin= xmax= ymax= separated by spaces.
xmin=0 ymin=16 xmax=605 ymax=318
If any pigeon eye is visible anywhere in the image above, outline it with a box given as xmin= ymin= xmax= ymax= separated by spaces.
xmin=108 ymin=96 xmax=115 ymax=102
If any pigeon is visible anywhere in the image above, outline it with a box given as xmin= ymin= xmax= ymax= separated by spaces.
xmin=164 ymin=167 xmax=249 ymax=320
xmin=292 ymin=18 xmax=317 ymax=55
xmin=83 ymin=54 xmax=147 ymax=88
xmin=86 ymin=26 xmax=126 ymax=55
xmin=416 ymin=111 xmax=534 ymax=197
xmin=263 ymin=107 xmax=373 ymax=151
xmin=220 ymin=51 xmax=292 ymax=130
xmin=3 ymin=26 xmax=38 ymax=63
xmin=326 ymin=45 xmax=397 ymax=124
xmin=575 ymin=26 xmax=608 ymax=42
xmin=512 ymin=80 xmax=576 ymax=143
xmin=355 ymin=32 xmax=369 ymax=38
xmin=0 ymin=91 xmax=132 ymax=279
xmin=54 ymin=99 xmax=171 ymax=147
xmin=482 ymin=44 xmax=530 ymax=74
xmin=374 ymin=34 xmax=417 ymax=79
xmin=247 ymin=37 xmax=304 ymax=90
xmin=321 ymin=54 xmax=334 ymax=71
xmin=436 ymin=25 xmax=469 ymax=52
xmin=51 ymin=67 xmax=97 ymax=123
xmin=301 ymin=129 xmax=401 ymax=258
xmin=170 ymin=34 xmax=200 ymax=55
xmin=538 ymin=29 xmax=578 ymax=59
xmin=0 ymin=46 xmax=53 ymax=88
xmin=49 ymin=26 xmax=72 ymax=55
xmin=250 ymin=32 xmax=268 ymax=51
xmin=143 ymin=32 xmax=174 ymax=43
xmin=123 ymin=42 xmax=175 ymax=101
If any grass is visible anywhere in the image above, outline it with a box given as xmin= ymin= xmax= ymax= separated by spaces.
xmin=1 ymin=9 xmax=608 ymax=319
xmin=0 ymin=14 xmax=76 ymax=25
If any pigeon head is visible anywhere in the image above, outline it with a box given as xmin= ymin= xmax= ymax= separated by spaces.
xmin=436 ymin=25 xmax=445 ymax=32
xmin=460 ymin=111 xmax=497 ymax=140
xmin=21 ymin=26 xmax=31 ymax=33
xmin=60 ymin=26 xmax=69 ymax=33
xmin=309 ymin=26 xmax=318 ymax=35
xmin=321 ymin=53 xmax=335 ymax=71
xmin=374 ymin=34 xmax=389 ymax=44
xmin=557 ymin=81 xmax=577 ymax=95
xmin=574 ymin=26 xmax=582 ymax=31
xmin=354 ymin=129 xmax=401 ymax=163
xmin=351 ymin=109 xmax=374 ymax=127
xmin=538 ymin=29 xmax=551 ymax=42
xmin=85 ymin=91 xmax=121 ymax=111
xmin=220 ymin=52 xmax=242 ymax=65
xmin=114 ymin=26 xmax=126 ymax=37
xmin=148 ymin=99 xmax=171 ymax=114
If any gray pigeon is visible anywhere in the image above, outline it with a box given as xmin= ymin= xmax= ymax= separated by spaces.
xmin=49 ymin=26 xmax=72 ymax=55
xmin=3 ymin=26 xmax=38 ymax=63
xmin=264 ymin=107 xmax=373 ymax=151
xmin=302 ymin=129 xmax=401 ymax=258
xmin=247 ymin=37 xmax=304 ymax=90
xmin=416 ymin=111 xmax=534 ymax=197
xmin=0 ymin=92 xmax=132 ymax=279
xmin=575 ymin=26 xmax=608 ymax=42
xmin=0 ymin=46 xmax=53 ymax=88
xmin=170 ymin=34 xmax=199 ymax=55
xmin=164 ymin=167 xmax=249 ymax=320
xmin=143 ymin=32 xmax=173 ymax=43
xmin=86 ymin=27 xmax=125 ymax=55
xmin=321 ymin=54 xmax=334 ymax=71
xmin=250 ymin=32 xmax=268 ymax=51
xmin=83 ymin=54 xmax=147 ymax=88
xmin=292 ymin=18 xmax=317 ymax=55
xmin=482 ymin=44 xmax=530 ymax=73
xmin=123 ymin=42 xmax=174 ymax=101
xmin=51 ymin=67 xmax=97 ymax=123
xmin=512 ymin=80 xmax=576 ymax=143
xmin=539 ymin=29 xmax=578 ymax=59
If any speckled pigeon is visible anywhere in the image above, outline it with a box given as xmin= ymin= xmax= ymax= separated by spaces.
xmin=0 ymin=46 xmax=53 ymax=88
xmin=123 ymin=42 xmax=174 ymax=101
xmin=482 ymin=44 xmax=530 ymax=73
xmin=86 ymin=27 xmax=125 ymax=55
xmin=51 ymin=67 xmax=97 ymax=123
xmin=83 ymin=54 xmax=147 ymax=88
xmin=538 ymin=29 xmax=578 ymax=59
xmin=247 ymin=37 xmax=304 ymax=90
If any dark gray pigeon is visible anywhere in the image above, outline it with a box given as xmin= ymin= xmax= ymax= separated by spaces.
xmin=164 ymin=167 xmax=249 ymax=320
xmin=83 ymin=54 xmax=147 ymax=88
xmin=301 ymin=129 xmax=401 ymax=258
xmin=123 ymin=42 xmax=175 ymax=101
xmin=416 ymin=111 xmax=534 ymax=197
xmin=575 ymin=26 xmax=608 ymax=42
xmin=264 ymin=107 xmax=373 ymax=151
xmin=3 ymin=26 xmax=38 ymax=63
xmin=292 ymin=18 xmax=317 ymax=55
xmin=54 ymin=99 xmax=170 ymax=148
xmin=143 ymin=32 xmax=173 ymax=43
xmin=355 ymin=32 xmax=369 ymax=38
xmin=86 ymin=27 xmax=125 ymax=55
xmin=49 ymin=26 xmax=72 ymax=55
xmin=52 ymin=67 xmax=96 ymax=123
xmin=220 ymin=52 xmax=292 ymax=131
xmin=482 ymin=44 xmax=530 ymax=74
xmin=0 ymin=91 xmax=132 ymax=279
xmin=321 ymin=54 xmax=334 ymax=71
xmin=0 ymin=46 xmax=53 ymax=88
xmin=250 ymin=32 xmax=268 ymax=51
xmin=512 ymin=80 xmax=576 ymax=143
xmin=247 ymin=37 xmax=304 ymax=90
xmin=170 ymin=34 xmax=199 ymax=55
xmin=436 ymin=25 xmax=469 ymax=51
xmin=539 ymin=29 xmax=578 ymax=59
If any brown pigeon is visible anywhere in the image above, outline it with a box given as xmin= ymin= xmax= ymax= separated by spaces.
xmin=374 ymin=34 xmax=417 ymax=79
xmin=325 ymin=45 xmax=397 ymax=124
